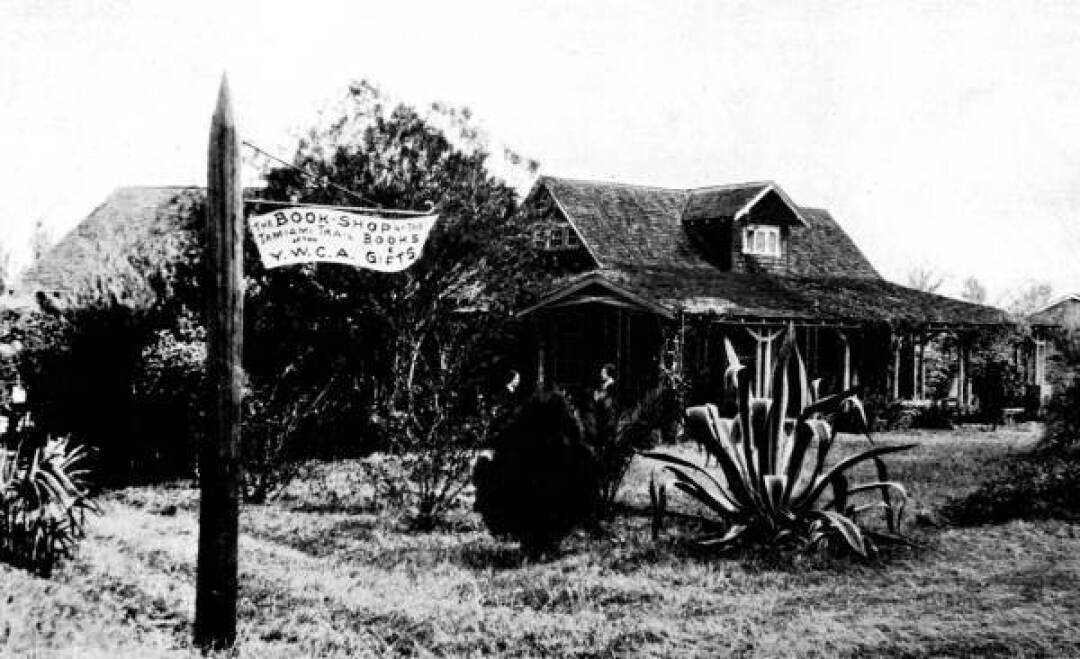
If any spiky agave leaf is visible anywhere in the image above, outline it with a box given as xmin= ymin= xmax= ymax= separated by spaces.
xmin=641 ymin=453 xmax=744 ymax=515
xmin=793 ymin=444 xmax=917 ymax=513
xmin=810 ymin=510 xmax=869 ymax=556
xmin=646 ymin=325 xmax=913 ymax=559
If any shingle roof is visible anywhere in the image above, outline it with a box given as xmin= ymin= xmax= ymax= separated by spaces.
xmin=682 ymin=182 xmax=771 ymax=221
xmin=1029 ymin=294 xmax=1080 ymax=327
xmin=19 ymin=186 xmax=204 ymax=297
xmin=553 ymin=266 xmax=1008 ymax=326
xmin=533 ymin=176 xmax=1006 ymax=327
xmin=787 ymin=208 xmax=879 ymax=279
xmin=540 ymin=176 xmax=879 ymax=278
xmin=542 ymin=177 xmax=690 ymax=268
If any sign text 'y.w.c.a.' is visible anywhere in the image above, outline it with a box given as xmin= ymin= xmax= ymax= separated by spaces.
xmin=247 ymin=207 xmax=438 ymax=272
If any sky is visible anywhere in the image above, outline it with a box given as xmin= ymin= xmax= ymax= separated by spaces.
xmin=3 ymin=0 xmax=1080 ymax=304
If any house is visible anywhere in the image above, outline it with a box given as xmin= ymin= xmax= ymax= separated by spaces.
xmin=18 ymin=186 xmax=205 ymax=306
xmin=1024 ymin=293 xmax=1080 ymax=404
xmin=515 ymin=176 xmax=1009 ymax=410
xmin=21 ymin=181 xmax=1012 ymax=415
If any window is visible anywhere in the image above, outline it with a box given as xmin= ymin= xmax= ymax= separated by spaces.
xmin=531 ymin=226 xmax=548 ymax=249
xmin=532 ymin=223 xmax=580 ymax=251
xmin=549 ymin=225 xmax=566 ymax=248
xmin=743 ymin=225 xmax=781 ymax=257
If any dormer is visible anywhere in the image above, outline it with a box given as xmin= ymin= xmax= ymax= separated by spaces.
xmin=682 ymin=182 xmax=807 ymax=272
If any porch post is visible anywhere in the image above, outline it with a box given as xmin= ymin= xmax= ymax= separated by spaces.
xmin=910 ymin=333 xmax=919 ymax=400
xmin=890 ymin=333 xmax=901 ymax=400
xmin=917 ymin=334 xmax=926 ymax=400
xmin=963 ymin=332 xmax=972 ymax=410
xmin=536 ymin=319 xmax=546 ymax=387
xmin=837 ymin=330 xmax=851 ymax=390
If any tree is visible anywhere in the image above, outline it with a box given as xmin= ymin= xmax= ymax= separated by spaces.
xmin=0 ymin=243 xmax=11 ymax=293
xmin=960 ymin=276 xmax=987 ymax=304
xmin=906 ymin=264 xmax=947 ymax=293
xmin=1003 ymin=281 xmax=1053 ymax=318
xmin=250 ymin=82 xmax=547 ymax=525
xmin=29 ymin=218 xmax=53 ymax=263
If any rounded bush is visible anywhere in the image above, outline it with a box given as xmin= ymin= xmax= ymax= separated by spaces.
xmin=473 ymin=389 xmax=600 ymax=555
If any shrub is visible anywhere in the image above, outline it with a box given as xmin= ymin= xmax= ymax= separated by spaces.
xmin=942 ymin=450 xmax=1080 ymax=524
xmin=130 ymin=317 xmax=207 ymax=481
xmin=473 ymin=389 xmax=601 ymax=555
xmin=645 ymin=327 xmax=912 ymax=558
xmin=0 ymin=437 xmax=99 ymax=576
xmin=580 ymin=386 xmax=671 ymax=517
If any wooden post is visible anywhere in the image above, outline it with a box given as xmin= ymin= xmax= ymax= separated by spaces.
xmin=535 ymin=320 xmax=546 ymax=387
xmin=195 ymin=75 xmax=244 ymax=651
xmin=963 ymin=332 xmax=972 ymax=410
xmin=961 ymin=337 xmax=971 ymax=409
xmin=917 ymin=335 xmax=926 ymax=400
xmin=838 ymin=330 xmax=851 ymax=391
xmin=891 ymin=334 xmax=900 ymax=400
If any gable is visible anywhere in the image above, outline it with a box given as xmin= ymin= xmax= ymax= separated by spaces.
xmin=522 ymin=183 xmax=595 ymax=259
xmin=684 ymin=183 xmax=806 ymax=226
xmin=538 ymin=176 xmax=689 ymax=268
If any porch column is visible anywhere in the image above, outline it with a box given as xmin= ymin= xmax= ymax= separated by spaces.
xmin=910 ymin=333 xmax=920 ymax=400
xmin=536 ymin=319 xmax=547 ymax=386
xmin=890 ymin=334 xmax=901 ymax=400
xmin=837 ymin=330 xmax=851 ymax=390
xmin=956 ymin=333 xmax=970 ymax=410
xmin=917 ymin=334 xmax=926 ymax=400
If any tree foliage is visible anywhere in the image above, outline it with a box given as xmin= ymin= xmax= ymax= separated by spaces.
xmin=959 ymin=276 xmax=987 ymax=305
xmin=1003 ymin=281 xmax=1053 ymax=318
xmin=247 ymin=83 xmax=547 ymax=520
xmin=905 ymin=264 xmax=947 ymax=294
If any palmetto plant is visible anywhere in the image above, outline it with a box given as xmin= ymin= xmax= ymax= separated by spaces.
xmin=644 ymin=326 xmax=913 ymax=557
xmin=0 ymin=438 xmax=99 ymax=576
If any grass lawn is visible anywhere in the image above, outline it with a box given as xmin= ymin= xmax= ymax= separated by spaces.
xmin=3 ymin=424 xmax=1079 ymax=657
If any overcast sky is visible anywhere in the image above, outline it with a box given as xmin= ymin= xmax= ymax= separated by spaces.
xmin=3 ymin=0 xmax=1079 ymax=303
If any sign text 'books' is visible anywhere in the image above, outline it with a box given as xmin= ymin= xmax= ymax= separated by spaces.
xmin=248 ymin=207 xmax=438 ymax=272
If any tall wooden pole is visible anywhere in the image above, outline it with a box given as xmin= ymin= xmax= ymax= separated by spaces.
xmin=195 ymin=75 xmax=244 ymax=650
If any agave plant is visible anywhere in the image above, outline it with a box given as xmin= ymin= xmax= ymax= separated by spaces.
xmin=0 ymin=437 xmax=99 ymax=576
xmin=644 ymin=326 xmax=913 ymax=557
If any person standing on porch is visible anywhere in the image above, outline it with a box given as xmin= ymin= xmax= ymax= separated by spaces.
xmin=594 ymin=363 xmax=616 ymax=404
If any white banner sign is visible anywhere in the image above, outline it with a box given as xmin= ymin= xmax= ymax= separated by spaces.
xmin=247 ymin=208 xmax=438 ymax=272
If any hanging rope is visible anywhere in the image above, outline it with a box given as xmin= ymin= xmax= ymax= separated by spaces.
xmin=241 ymin=138 xmax=384 ymax=209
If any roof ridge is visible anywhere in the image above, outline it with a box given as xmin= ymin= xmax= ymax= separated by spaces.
xmin=541 ymin=175 xmax=684 ymax=193
xmin=542 ymin=175 xmax=781 ymax=194
xmin=688 ymin=181 xmax=774 ymax=193
xmin=113 ymin=184 xmax=205 ymax=191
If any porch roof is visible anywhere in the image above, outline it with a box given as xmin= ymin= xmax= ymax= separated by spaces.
xmin=522 ymin=266 xmax=1010 ymax=328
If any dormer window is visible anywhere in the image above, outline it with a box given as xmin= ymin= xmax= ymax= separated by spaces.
xmin=743 ymin=225 xmax=781 ymax=257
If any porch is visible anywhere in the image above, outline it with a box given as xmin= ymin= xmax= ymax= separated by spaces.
xmin=517 ymin=273 xmax=998 ymax=414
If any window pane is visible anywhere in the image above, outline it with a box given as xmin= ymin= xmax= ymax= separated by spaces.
xmin=550 ymin=226 xmax=564 ymax=248
xmin=767 ymin=230 xmax=778 ymax=255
